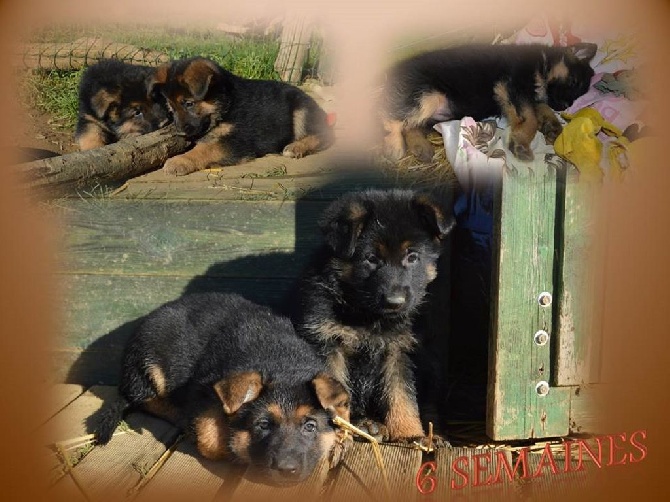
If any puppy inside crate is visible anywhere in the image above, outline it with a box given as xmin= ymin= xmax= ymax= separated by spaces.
xmin=292 ymin=188 xmax=459 ymax=446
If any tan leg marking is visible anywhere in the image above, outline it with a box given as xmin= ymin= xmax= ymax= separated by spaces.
xmin=147 ymin=363 xmax=167 ymax=396
xmin=163 ymin=141 xmax=230 ymax=175
xmin=494 ymin=82 xmax=538 ymax=161
xmin=535 ymin=103 xmax=563 ymax=144
xmin=382 ymin=344 xmax=424 ymax=441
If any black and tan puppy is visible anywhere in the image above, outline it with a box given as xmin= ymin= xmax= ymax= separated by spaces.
xmin=75 ymin=59 xmax=171 ymax=150
xmin=293 ymin=189 xmax=455 ymax=445
xmin=94 ymin=293 xmax=349 ymax=485
xmin=150 ymin=57 xmax=334 ymax=175
xmin=381 ymin=42 xmax=597 ymax=161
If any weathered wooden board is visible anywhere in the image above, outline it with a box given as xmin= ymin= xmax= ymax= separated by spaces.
xmin=487 ymin=164 xmax=570 ymax=440
xmin=70 ymin=412 xmax=180 ymax=501
xmin=569 ymin=384 xmax=607 ymax=434
xmin=40 ymin=385 xmax=117 ymax=446
xmin=328 ymin=442 xmax=423 ymax=502
xmin=48 ymin=472 xmax=88 ymax=502
xmin=554 ymin=169 xmax=606 ymax=385
xmin=39 ymin=386 xmax=117 ymax=486
xmin=57 ymin=199 xmax=324 ymax=277
xmin=231 ymin=458 xmax=330 ymax=502
xmin=136 ymin=440 xmax=238 ymax=502
xmin=32 ymin=384 xmax=85 ymax=430
xmin=114 ymin=152 xmax=403 ymax=202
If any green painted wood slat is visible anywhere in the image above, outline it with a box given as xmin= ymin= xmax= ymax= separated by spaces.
xmin=487 ymin=163 xmax=571 ymax=440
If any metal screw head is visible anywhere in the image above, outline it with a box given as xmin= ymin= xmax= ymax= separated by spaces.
xmin=535 ymin=381 xmax=550 ymax=396
xmin=538 ymin=292 xmax=552 ymax=307
xmin=534 ymin=330 xmax=550 ymax=346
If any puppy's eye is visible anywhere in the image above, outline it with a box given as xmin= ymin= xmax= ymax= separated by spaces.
xmin=255 ymin=419 xmax=270 ymax=431
xmin=133 ymin=108 xmax=143 ymax=117
xmin=302 ymin=420 xmax=317 ymax=434
xmin=406 ymin=252 xmax=419 ymax=264
xmin=184 ymin=100 xmax=195 ymax=109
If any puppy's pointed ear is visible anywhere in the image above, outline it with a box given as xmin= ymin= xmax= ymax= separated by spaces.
xmin=213 ymin=372 xmax=263 ymax=414
xmin=311 ymin=373 xmax=350 ymax=421
xmin=319 ymin=197 xmax=369 ymax=258
xmin=90 ymin=89 xmax=119 ymax=119
xmin=183 ymin=58 xmax=220 ymax=101
xmin=569 ymin=43 xmax=598 ymax=63
xmin=412 ymin=194 xmax=455 ymax=240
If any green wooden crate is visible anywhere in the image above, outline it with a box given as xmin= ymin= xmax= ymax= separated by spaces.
xmin=487 ymin=162 xmax=604 ymax=440
xmin=52 ymin=163 xmax=601 ymax=440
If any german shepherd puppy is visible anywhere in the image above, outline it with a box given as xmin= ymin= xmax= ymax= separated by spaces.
xmin=150 ymin=57 xmax=334 ymax=175
xmin=94 ymin=293 xmax=349 ymax=485
xmin=75 ymin=59 xmax=171 ymax=150
xmin=293 ymin=190 xmax=455 ymax=445
xmin=381 ymin=43 xmax=597 ymax=162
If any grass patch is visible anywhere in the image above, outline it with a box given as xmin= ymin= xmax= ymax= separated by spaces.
xmin=21 ymin=69 xmax=83 ymax=130
xmin=22 ymin=23 xmax=286 ymax=128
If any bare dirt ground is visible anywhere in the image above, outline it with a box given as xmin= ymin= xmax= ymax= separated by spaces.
xmin=8 ymin=106 xmax=78 ymax=164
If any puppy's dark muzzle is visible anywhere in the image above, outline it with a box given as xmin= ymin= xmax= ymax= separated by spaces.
xmin=268 ymin=456 xmax=306 ymax=485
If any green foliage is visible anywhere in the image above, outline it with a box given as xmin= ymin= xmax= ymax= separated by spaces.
xmin=23 ymin=23 xmax=285 ymax=127
xmin=22 ymin=69 xmax=83 ymax=129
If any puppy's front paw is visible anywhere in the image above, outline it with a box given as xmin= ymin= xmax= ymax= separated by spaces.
xmin=541 ymin=120 xmax=563 ymax=145
xmin=163 ymin=155 xmax=198 ymax=176
xmin=508 ymin=137 xmax=534 ymax=161
xmin=416 ymin=434 xmax=451 ymax=450
xmin=354 ymin=419 xmax=389 ymax=443
xmin=282 ymin=141 xmax=307 ymax=159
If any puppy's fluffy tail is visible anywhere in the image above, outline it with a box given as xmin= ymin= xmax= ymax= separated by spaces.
xmin=94 ymin=397 xmax=130 ymax=445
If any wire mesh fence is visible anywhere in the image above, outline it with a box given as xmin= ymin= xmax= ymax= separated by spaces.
xmin=17 ymin=20 xmax=335 ymax=86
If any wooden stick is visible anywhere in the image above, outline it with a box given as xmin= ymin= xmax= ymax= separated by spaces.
xmin=13 ymin=125 xmax=192 ymax=197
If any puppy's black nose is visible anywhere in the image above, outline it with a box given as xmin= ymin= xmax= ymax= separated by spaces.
xmin=272 ymin=458 xmax=301 ymax=480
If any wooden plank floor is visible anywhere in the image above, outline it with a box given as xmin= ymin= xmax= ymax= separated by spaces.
xmin=40 ymin=385 xmax=606 ymax=502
